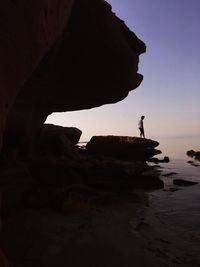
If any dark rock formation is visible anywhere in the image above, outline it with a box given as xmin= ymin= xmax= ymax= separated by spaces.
xmin=147 ymin=156 xmax=170 ymax=164
xmin=0 ymin=0 xmax=74 ymax=150
xmin=39 ymin=124 xmax=82 ymax=157
xmin=82 ymin=159 xmax=164 ymax=191
xmin=23 ymin=156 xmax=164 ymax=211
xmin=169 ymin=187 xmax=180 ymax=192
xmin=173 ymin=179 xmax=198 ymax=186
xmin=0 ymin=132 xmax=165 ymax=266
xmin=86 ymin=136 xmax=161 ymax=161
xmin=0 ymin=2 xmax=155 ymax=265
xmin=1 ymin=0 xmax=146 ymax=153
xmin=0 ymin=134 xmax=164 ymax=212
xmin=42 ymin=124 xmax=82 ymax=144
xmin=162 ymin=172 xmax=177 ymax=177
xmin=187 ymin=150 xmax=200 ymax=161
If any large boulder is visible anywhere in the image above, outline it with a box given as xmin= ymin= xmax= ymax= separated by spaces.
xmin=86 ymin=136 xmax=161 ymax=161
xmin=39 ymin=124 xmax=82 ymax=158
xmin=3 ymin=0 xmax=146 ymax=153
xmin=82 ymin=159 xmax=164 ymax=191
xmin=187 ymin=150 xmax=200 ymax=161
xmin=41 ymin=124 xmax=82 ymax=145
xmin=0 ymin=0 xmax=74 ymax=150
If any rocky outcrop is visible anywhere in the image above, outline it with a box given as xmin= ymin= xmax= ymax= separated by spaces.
xmin=173 ymin=179 xmax=198 ymax=186
xmin=86 ymin=136 xmax=161 ymax=161
xmin=0 ymin=3 xmax=147 ymax=263
xmin=0 ymin=133 xmax=164 ymax=213
xmin=0 ymin=0 xmax=74 ymax=150
xmin=147 ymin=156 xmax=170 ymax=164
xmin=41 ymin=124 xmax=82 ymax=144
xmin=39 ymin=124 xmax=82 ymax=157
xmin=1 ymin=0 xmax=145 ymax=153
xmin=187 ymin=150 xmax=200 ymax=161
xmin=0 ymin=132 xmax=164 ymax=266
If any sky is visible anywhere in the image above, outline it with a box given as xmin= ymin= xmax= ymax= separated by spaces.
xmin=46 ymin=0 xmax=200 ymax=142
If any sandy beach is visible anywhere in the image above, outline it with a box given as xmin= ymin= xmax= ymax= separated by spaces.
xmin=1 ymin=190 xmax=173 ymax=267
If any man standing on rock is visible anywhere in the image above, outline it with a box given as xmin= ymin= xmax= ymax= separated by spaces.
xmin=138 ymin=115 xmax=145 ymax=138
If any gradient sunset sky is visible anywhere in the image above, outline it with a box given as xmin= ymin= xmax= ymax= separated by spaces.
xmin=47 ymin=0 xmax=200 ymax=141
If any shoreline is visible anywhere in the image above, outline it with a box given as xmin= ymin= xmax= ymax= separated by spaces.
xmin=1 ymin=190 xmax=172 ymax=267
xmin=134 ymin=193 xmax=200 ymax=267
xmin=2 ymin=183 xmax=200 ymax=266
xmin=137 ymin=159 xmax=200 ymax=267
xmin=1 ymin=139 xmax=200 ymax=266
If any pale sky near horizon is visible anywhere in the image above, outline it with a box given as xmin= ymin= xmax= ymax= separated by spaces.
xmin=47 ymin=0 xmax=200 ymax=142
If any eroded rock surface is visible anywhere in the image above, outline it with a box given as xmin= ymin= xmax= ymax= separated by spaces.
xmin=0 ymin=132 xmax=165 ymax=266
xmin=86 ymin=136 xmax=161 ymax=161
xmin=173 ymin=179 xmax=198 ymax=186
xmin=0 ymin=0 xmax=74 ymax=150
xmin=1 ymin=0 xmax=146 ymax=153
xmin=187 ymin=150 xmax=200 ymax=161
xmin=39 ymin=124 xmax=82 ymax=157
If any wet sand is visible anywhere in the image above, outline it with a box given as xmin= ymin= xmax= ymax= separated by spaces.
xmin=1 ymin=190 xmax=172 ymax=267
xmin=131 ymin=199 xmax=200 ymax=267
xmin=2 ymin=171 xmax=200 ymax=267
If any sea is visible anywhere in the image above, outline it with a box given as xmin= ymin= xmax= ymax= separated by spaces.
xmin=150 ymin=136 xmax=200 ymax=229
xmin=80 ymin=136 xmax=200 ymax=265
xmin=142 ymin=136 xmax=200 ymax=265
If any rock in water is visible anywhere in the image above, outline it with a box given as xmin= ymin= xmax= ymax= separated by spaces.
xmin=86 ymin=136 xmax=161 ymax=161
xmin=173 ymin=179 xmax=198 ymax=186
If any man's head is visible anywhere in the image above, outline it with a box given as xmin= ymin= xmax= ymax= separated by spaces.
xmin=141 ymin=115 xmax=145 ymax=120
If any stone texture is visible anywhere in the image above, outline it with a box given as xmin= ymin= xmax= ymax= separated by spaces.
xmin=41 ymin=124 xmax=82 ymax=144
xmin=147 ymin=156 xmax=170 ymax=164
xmin=39 ymin=124 xmax=82 ymax=157
xmin=86 ymin=136 xmax=161 ymax=161
xmin=2 ymin=0 xmax=145 ymax=153
xmin=0 ymin=0 xmax=74 ymax=150
xmin=187 ymin=150 xmax=200 ymax=161
xmin=173 ymin=179 xmax=198 ymax=186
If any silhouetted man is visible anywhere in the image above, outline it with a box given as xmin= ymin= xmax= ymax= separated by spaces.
xmin=138 ymin=115 xmax=145 ymax=138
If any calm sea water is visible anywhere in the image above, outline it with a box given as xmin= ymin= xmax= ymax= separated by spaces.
xmin=157 ymin=136 xmax=200 ymax=160
xmin=145 ymin=136 xmax=200 ymax=263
